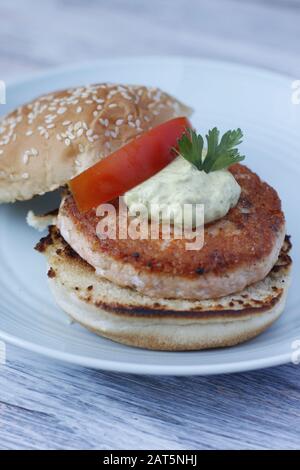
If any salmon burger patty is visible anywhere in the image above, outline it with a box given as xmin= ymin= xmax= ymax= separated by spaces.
xmin=58 ymin=164 xmax=285 ymax=300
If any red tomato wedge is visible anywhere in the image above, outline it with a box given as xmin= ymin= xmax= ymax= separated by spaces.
xmin=70 ymin=116 xmax=191 ymax=212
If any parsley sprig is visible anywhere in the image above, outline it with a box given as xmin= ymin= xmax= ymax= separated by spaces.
xmin=176 ymin=127 xmax=245 ymax=173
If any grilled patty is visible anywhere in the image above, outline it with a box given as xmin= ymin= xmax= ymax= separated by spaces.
xmin=58 ymin=164 xmax=285 ymax=300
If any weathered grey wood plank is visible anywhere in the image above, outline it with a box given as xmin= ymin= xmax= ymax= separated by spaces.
xmin=1 ymin=345 xmax=300 ymax=450
xmin=1 ymin=0 xmax=300 ymax=80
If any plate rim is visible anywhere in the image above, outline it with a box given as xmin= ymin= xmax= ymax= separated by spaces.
xmin=5 ymin=54 xmax=295 ymax=92
xmin=0 ymin=55 xmax=296 ymax=375
xmin=0 ymin=328 xmax=293 ymax=375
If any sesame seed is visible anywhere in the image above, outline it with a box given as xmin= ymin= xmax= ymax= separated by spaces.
xmin=66 ymin=130 xmax=75 ymax=140
xmin=108 ymin=103 xmax=117 ymax=108
xmin=63 ymin=120 xmax=71 ymax=126
xmin=108 ymin=90 xmax=118 ymax=98
xmin=121 ymin=92 xmax=131 ymax=100
xmin=76 ymin=106 xmax=82 ymax=114
xmin=26 ymin=130 xmax=33 ymax=136
xmin=22 ymin=173 xmax=29 ymax=179
xmin=46 ymin=124 xmax=55 ymax=129
xmin=65 ymin=138 xmax=71 ymax=146
xmin=57 ymin=107 xmax=67 ymax=115
xmin=93 ymin=111 xmax=98 ymax=117
xmin=99 ymin=118 xmax=109 ymax=127
xmin=116 ymin=119 xmax=124 ymax=126
xmin=0 ymin=149 xmax=3 ymax=155
xmin=74 ymin=122 xmax=82 ymax=131
xmin=76 ymin=129 xmax=84 ymax=137
xmin=86 ymin=129 xmax=93 ymax=137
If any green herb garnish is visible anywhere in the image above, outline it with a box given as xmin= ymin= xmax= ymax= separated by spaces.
xmin=176 ymin=127 xmax=245 ymax=173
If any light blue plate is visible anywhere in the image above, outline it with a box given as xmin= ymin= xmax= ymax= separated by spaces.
xmin=0 ymin=57 xmax=299 ymax=375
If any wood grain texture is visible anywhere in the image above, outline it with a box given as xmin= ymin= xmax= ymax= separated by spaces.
xmin=0 ymin=0 xmax=300 ymax=450
xmin=1 ymin=345 xmax=300 ymax=450
xmin=1 ymin=0 xmax=300 ymax=80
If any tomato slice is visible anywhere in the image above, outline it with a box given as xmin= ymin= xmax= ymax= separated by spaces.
xmin=70 ymin=116 xmax=191 ymax=212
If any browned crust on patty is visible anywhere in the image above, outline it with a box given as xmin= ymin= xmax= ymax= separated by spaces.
xmin=60 ymin=164 xmax=285 ymax=278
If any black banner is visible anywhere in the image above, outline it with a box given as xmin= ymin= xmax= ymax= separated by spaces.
xmin=0 ymin=450 xmax=298 ymax=463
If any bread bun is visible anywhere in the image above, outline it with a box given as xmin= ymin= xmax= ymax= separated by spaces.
xmin=38 ymin=227 xmax=292 ymax=351
xmin=0 ymin=84 xmax=192 ymax=203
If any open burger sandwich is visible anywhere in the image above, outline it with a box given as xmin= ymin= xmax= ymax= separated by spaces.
xmin=0 ymin=83 xmax=292 ymax=350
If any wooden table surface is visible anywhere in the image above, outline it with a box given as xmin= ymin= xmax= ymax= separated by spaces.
xmin=0 ymin=0 xmax=300 ymax=450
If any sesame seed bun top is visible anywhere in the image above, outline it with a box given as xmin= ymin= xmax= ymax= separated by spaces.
xmin=0 ymin=83 xmax=192 ymax=203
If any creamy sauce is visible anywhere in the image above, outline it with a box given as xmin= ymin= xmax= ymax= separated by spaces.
xmin=124 ymin=156 xmax=241 ymax=228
